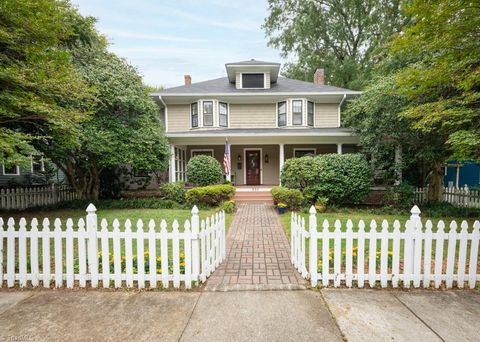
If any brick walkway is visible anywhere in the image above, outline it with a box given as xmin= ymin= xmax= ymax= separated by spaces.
xmin=205 ymin=204 xmax=307 ymax=290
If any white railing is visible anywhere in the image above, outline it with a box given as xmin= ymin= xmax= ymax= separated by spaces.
xmin=291 ymin=205 xmax=480 ymax=289
xmin=0 ymin=204 xmax=226 ymax=289
xmin=0 ymin=185 xmax=79 ymax=210
xmin=415 ymin=185 xmax=480 ymax=208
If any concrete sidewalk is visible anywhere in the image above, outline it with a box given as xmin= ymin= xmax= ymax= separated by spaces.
xmin=0 ymin=289 xmax=478 ymax=341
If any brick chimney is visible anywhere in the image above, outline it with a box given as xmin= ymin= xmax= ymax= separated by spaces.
xmin=313 ymin=68 xmax=324 ymax=85
xmin=184 ymin=74 xmax=192 ymax=86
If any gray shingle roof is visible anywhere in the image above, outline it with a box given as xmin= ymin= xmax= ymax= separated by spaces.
xmin=154 ymin=77 xmax=357 ymax=95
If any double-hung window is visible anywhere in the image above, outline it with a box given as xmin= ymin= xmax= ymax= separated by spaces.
xmin=307 ymin=101 xmax=314 ymax=126
xmin=292 ymin=100 xmax=303 ymax=125
xmin=191 ymin=103 xmax=198 ymax=128
xmin=203 ymin=101 xmax=213 ymax=126
xmin=219 ymin=102 xmax=228 ymax=127
xmin=278 ymin=101 xmax=287 ymax=127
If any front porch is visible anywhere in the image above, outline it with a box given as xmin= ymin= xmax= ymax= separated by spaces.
xmin=168 ymin=134 xmax=359 ymax=186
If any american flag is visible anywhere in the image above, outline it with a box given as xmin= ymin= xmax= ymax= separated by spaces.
xmin=223 ymin=139 xmax=230 ymax=176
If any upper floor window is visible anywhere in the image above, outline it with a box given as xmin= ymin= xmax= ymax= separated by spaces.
xmin=242 ymin=73 xmax=264 ymax=89
xmin=278 ymin=101 xmax=287 ymax=127
xmin=307 ymin=101 xmax=314 ymax=126
xmin=32 ymin=156 xmax=44 ymax=173
xmin=203 ymin=101 xmax=213 ymax=126
xmin=3 ymin=164 xmax=19 ymax=176
xmin=219 ymin=102 xmax=228 ymax=127
xmin=292 ymin=100 xmax=303 ymax=125
xmin=191 ymin=103 xmax=198 ymax=128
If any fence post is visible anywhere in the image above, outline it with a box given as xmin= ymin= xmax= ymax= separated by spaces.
xmin=86 ymin=203 xmax=98 ymax=288
xmin=191 ymin=205 xmax=200 ymax=283
xmin=308 ymin=206 xmax=318 ymax=287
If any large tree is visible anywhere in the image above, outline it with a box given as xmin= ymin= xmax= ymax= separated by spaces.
xmin=41 ymin=46 xmax=170 ymax=200
xmin=0 ymin=0 xmax=94 ymax=167
xmin=263 ymin=0 xmax=406 ymax=89
xmin=391 ymin=0 xmax=480 ymax=162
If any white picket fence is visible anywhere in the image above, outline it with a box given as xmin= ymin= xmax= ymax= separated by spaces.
xmin=0 ymin=204 xmax=226 ymax=289
xmin=0 ymin=185 xmax=79 ymax=210
xmin=291 ymin=205 xmax=480 ymax=289
xmin=415 ymin=185 xmax=480 ymax=208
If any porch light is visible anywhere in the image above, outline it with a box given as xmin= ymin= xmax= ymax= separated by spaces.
xmin=265 ymin=153 xmax=269 ymax=163
xmin=237 ymin=154 xmax=241 ymax=162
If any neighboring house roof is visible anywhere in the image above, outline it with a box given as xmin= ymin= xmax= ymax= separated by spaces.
xmin=152 ymin=77 xmax=359 ymax=96
xmin=166 ymin=127 xmax=354 ymax=137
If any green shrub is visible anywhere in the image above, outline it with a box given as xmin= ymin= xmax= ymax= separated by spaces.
xmin=186 ymin=184 xmax=236 ymax=207
xmin=186 ymin=155 xmax=224 ymax=186
xmin=159 ymin=182 xmax=186 ymax=203
xmin=384 ymin=183 xmax=416 ymax=208
xmin=271 ymin=186 xmax=304 ymax=210
xmin=281 ymin=154 xmax=373 ymax=205
xmin=219 ymin=200 xmax=236 ymax=213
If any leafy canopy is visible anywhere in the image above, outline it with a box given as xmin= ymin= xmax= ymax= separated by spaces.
xmin=263 ymin=0 xmax=405 ymax=89
xmin=391 ymin=0 xmax=480 ymax=161
xmin=0 ymin=0 xmax=94 ymax=166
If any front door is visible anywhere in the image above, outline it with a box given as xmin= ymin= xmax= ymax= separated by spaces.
xmin=246 ymin=150 xmax=261 ymax=185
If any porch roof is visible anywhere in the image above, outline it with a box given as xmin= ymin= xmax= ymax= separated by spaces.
xmin=166 ymin=128 xmax=359 ymax=145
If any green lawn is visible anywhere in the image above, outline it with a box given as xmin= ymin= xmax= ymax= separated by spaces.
xmin=2 ymin=207 xmax=232 ymax=232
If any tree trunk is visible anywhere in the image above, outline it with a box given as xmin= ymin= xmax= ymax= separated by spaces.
xmin=427 ymin=163 xmax=444 ymax=202
xmin=394 ymin=144 xmax=402 ymax=185
xmin=60 ymin=160 xmax=101 ymax=201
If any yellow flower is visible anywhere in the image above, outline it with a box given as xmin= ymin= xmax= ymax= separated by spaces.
xmin=97 ymin=251 xmax=102 ymax=257
xmin=121 ymin=256 xmax=126 ymax=261
xmin=388 ymin=251 xmax=394 ymax=256
xmin=156 ymin=257 xmax=162 ymax=261
xmin=156 ymin=268 xmax=162 ymax=273
xmin=144 ymin=251 xmax=149 ymax=256
xmin=180 ymin=262 xmax=185 ymax=267
xmin=352 ymin=252 xmax=357 ymax=257
xmin=180 ymin=252 xmax=185 ymax=258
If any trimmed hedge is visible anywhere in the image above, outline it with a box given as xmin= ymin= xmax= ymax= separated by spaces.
xmin=186 ymin=184 xmax=235 ymax=207
xmin=159 ymin=182 xmax=186 ymax=203
xmin=281 ymin=154 xmax=373 ymax=205
xmin=271 ymin=186 xmax=304 ymax=210
xmin=186 ymin=155 xmax=224 ymax=186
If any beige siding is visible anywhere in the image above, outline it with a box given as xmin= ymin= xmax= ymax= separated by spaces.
xmin=235 ymin=72 xmax=241 ymax=89
xmin=315 ymin=103 xmax=339 ymax=128
xmin=229 ymin=104 xmax=276 ymax=128
xmin=265 ymin=72 xmax=270 ymax=89
xmin=167 ymin=104 xmax=190 ymax=132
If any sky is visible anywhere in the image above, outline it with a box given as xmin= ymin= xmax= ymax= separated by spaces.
xmin=72 ymin=0 xmax=285 ymax=88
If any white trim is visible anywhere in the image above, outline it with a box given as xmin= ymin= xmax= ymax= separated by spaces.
xmin=159 ymin=96 xmax=168 ymax=132
xmin=31 ymin=156 xmax=45 ymax=173
xmin=166 ymin=130 xmax=354 ymax=138
xmin=3 ymin=164 xmax=20 ymax=176
xmin=338 ymin=93 xmax=347 ymax=127
xmin=291 ymin=98 xmax=304 ymax=126
xmin=190 ymin=149 xmax=214 ymax=158
xmin=293 ymin=148 xmax=316 ymax=158
xmin=239 ymin=72 xmax=267 ymax=90
xmin=226 ymin=64 xmax=280 ymax=68
xmin=243 ymin=148 xmax=263 ymax=185
xmin=218 ymin=102 xmax=229 ymax=128
xmin=169 ymin=145 xmax=176 ymax=182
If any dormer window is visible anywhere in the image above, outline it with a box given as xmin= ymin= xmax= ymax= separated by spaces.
xmin=241 ymin=73 xmax=265 ymax=89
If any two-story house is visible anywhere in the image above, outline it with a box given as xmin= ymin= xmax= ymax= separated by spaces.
xmin=151 ymin=59 xmax=360 ymax=186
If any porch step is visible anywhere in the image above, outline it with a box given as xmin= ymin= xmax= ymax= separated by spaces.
xmin=234 ymin=191 xmax=273 ymax=204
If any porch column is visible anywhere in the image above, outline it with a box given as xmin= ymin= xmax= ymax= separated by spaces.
xmin=337 ymin=143 xmax=343 ymax=154
xmin=226 ymin=144 xmax=232 ymax=182
xmin=169 ymin=144 xmax=176 ymax=182
xmin=279 ymin=143 xmax=285 ymax=185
